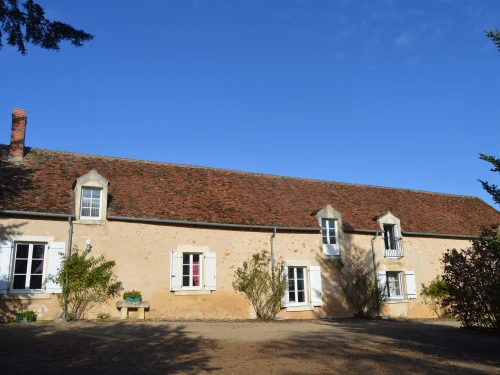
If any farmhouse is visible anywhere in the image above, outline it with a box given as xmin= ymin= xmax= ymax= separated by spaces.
xmin=1 ymin=109 xmax=499 ymax=320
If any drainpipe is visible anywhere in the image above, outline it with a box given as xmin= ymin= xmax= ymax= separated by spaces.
xmin=63 ymin=217 xmax=73 ymax=320
xmin=270 ymin=228 xmax=277 ymax=284
xmin=371 ymin=232 xmax=381 ymax=318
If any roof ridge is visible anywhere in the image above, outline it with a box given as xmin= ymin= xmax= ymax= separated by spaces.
xmin=2 ymin=144 xmax=481 ymax=200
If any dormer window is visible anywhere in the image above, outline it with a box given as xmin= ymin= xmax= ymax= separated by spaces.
xmin=321 ymin=219 xmax=338 ymax=255
xmin=374 ymin=211 xmax=403 ymax=259
xmin=313 ymin=205 xmax=343 ymax=257
xmin=73 ymin=169 xmax=109 ymax=225
xmin=81 ymin=188 xmax=102 ymax=219
xmin=383 ymin=224 xmax=402 ymax=258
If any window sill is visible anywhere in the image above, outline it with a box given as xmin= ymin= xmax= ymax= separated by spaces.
xmin=1 ymin=293 xmax=52 ymax=300
xmin=74 ymin=219 xmax=106 ymax=226
xmin=286 ymin=305 xmax=314 ymax=312
xmin=174 ymin=290 xmax=211 ymax=296
xmin=384 ymin=257 xmax=404 ymax=260
xmin=384 ymin=298 xmax=410 ymax=304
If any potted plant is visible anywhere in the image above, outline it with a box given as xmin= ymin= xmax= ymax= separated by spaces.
xmin=123 ymin=289 xmax=142 ymax=302
xmin=16 ymin=309 xmax=37 ymax=323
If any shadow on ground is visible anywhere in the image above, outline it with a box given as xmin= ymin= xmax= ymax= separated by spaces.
xmin=0 ymin=321 xmax=219 ymax=374
xmin=259 ymin=320 xmax=500 ymax=375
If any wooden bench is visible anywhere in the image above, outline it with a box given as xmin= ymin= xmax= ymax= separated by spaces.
xmin=116 ymin=301 xmax=150 ymax=320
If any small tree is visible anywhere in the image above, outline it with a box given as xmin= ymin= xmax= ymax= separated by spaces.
xmin=441 ymin=227 xmax=500 ymax=328
xmin=336 ymin=252 xmax=381 ymax=317
xmin=420 ymin=277 xmax=449 ymax=317
xmin=233 ymin=250 xmax=287 ymax=319
xmin=53 ymin=247 xmax=122 ymax=320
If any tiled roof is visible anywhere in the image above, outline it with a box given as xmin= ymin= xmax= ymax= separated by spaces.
xmin=1 ymin=145 xmax=499 ymax=235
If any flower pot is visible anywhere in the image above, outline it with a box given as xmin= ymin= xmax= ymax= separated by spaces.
xmin=125 ymin=297 xmax=141 ymax=302
xmin=16 ymin=317 xmax=28 ymax=324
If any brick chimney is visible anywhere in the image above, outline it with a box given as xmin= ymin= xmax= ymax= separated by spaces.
xmin=9 ymin=108 xmax=27 ymax=162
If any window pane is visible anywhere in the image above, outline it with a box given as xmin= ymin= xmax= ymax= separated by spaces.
xmin=16 ymin=244 xmax=29 ymax=258
xmin=183 ymin=254 xmax=190 ymax=263
xmin=297 ymin=291 xmax=305 ymax=303
xmin=183 ymin=276 xmax=190 ymax=287
xmin=81 ymin=198 xmax=91 ymax=208
xmin=91 ymin=189 xmax=101 ymax=198
xmin=193 ymin=254 xmax=200 ymax=263
xmin=297 ymin=279 xmax=305 ymax=291
xmin=31 ymin=260 xmax=44 ymax=274
xmin=321 ymin=219 xmax=327 ymax=228
xmin=183 ymin=264 xmax=190 ymax=276
xmin=14 ymin=260 xmax=28 ymax=273
xmin=82 ymin=188 xmax=92 ymax=198
xmin=90 ymin=208 xmax=99 ymax=217
xmin=29 ymin=275 xmax=43 ymax=289
xmin=33 ymin=245 xmax=45 ymax=259
xmin=13 ymin=275 xmax=26 ymax=289
xmin=288 ymin=268 xmax=294 ymax=279
xmin=81 ymin=208 xmax=90 ymax=217
xmin=289 ymin=291 xmax=295 ymax=303
xmin=296 ymin=268 xmax=304 ymax=279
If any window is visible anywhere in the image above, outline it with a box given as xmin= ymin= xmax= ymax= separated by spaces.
xmin=377 ymin=270 xmax=417 ymax=300
xmin=80 ymin=187 xmax=102 ymax=219
xmin=282 ymin=264 xmax=322 ymax=309
xmin=321 ymin=219 xmax=339 ymax=256
xmin=386 ymin=271 xmax=403 ymax=298
xmin=383 ymin=224 xmax=403 ymax=258
xmin=170 ymin=251 xmax=216 ymax=292
xmin=12 ymin=243 xmax=47 ymax=291
xmin=182 ymin=253 xmax=202 ymax=290
xmin=288 ymin=267 xmax=307 ymax=305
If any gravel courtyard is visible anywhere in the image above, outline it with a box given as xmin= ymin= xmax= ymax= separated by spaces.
xmin=0 ymin=319 xmax=498 ymax=374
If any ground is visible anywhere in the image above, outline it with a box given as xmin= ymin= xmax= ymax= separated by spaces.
xmin=0 ymin=319 xmax=498 ymax=374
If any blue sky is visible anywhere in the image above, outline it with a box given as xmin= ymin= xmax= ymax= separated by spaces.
xmin=1 ymin=0 xmax=499 ymax=208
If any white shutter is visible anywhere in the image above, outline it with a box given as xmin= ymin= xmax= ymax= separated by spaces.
xmin=309 ymin=266 xmax=323 ymax=307
xmin=281 ymin=265 xmax=289 ymax=308
xmin=0 ymin=241 xmax=13 ymax=294
xmin=204 ymin=252 xmax=216 ymax=291
xmin=394 ymin=225 xmax=400 ymax=251
xmin=170 ymin=252 xmax=183 ymax=291
xmin=46 ymin=242 xmax=66 ymax=293
xmin=377 ymin=271 xmax=387 ymax=300
xmin=405 ymin=271 xmax=417 ymax=299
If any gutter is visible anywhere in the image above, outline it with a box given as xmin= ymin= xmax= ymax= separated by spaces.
xmin=0 ymin=210 xmax=482 ymax=239
xmin=0 ymin=210 xmax=73 ymax=218
xmin=107 ymin=215 xmax=320 ymax=232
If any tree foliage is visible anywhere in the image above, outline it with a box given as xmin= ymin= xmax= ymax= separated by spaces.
xmin=479 ymin=153 xmax=500 ymax=207
xmin=486 ymin=29 xmax=500 ymax=51
xmin=441 ymin=228 xmax=500 ymax=328
xmin=232 ymin=250 xmax=287 ymax=319
xmin=0 ymin=0 xmax=93 ymax=55
xmin=336 ymin=252 xmax=381 ymax=317
xmin=420 ymin=276 xmax=449 ymax=318
xmin=53 ymin=247 xmax=122 ymax=321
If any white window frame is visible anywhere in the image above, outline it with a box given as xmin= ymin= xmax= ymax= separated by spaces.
xmin=80 ymin=187 xmax=103 ymax=220
xmin=287 ymin=266 xmax=308 ymax=307
xmin=322 ymin=219 xmax=337 ymax=245
xmin=181 ymin=253 xmax=203 ymax=291
xmin=386 ymin=271 xmax=404 ymax=299
xmin=10 ymin=242 xmax=48 ymax=293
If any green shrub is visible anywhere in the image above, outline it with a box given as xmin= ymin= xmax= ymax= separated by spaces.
xmin=233 ymin=250 xmax=287 ymax=319
xmin=420 ymin=277 xmax=449 ymax=317
xmin=52 ymin=246 xmax=123 ymax=320
xmin=123 ymin=290 xmax=142 ymax=299
xmin=16 ymin=310 xmax=37 ymax=322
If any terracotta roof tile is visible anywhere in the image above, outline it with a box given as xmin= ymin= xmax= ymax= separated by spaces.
xmin=1 ymin=145 xmax=499 ymax=235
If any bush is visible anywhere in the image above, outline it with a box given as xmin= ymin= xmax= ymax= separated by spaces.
xmin=16 ymin=310 xmax=37 ymax=322
xmin=233 ymin=250 xmax=287 ymax=319
xmin=420 ymin=277 xmax=449 ymax=317
xmin=336 ymin=252 xmax=381 ymax=317
xmin=52 ymin=246 xmax=123 ymax=320
xmin=441 ymin=227 xmax=500 ymax=328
